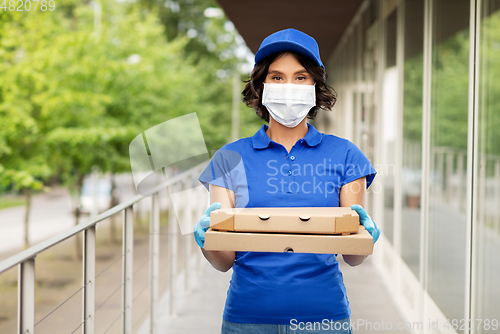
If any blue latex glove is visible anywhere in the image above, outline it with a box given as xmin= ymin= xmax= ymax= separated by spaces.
xmin=193 ymin=202 xmax=222 ymax=248
xmin=351 ymin=204 xmax=381 ymax=244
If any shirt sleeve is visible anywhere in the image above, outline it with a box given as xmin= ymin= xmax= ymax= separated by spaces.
xmin=342 ymin=140 xmax=377 ymax=188
xmin=198 ymin=148 xmax=242 ymax=192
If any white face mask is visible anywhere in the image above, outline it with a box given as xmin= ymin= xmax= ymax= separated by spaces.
xmin=262 ymin=83 xmax=316 ymax=128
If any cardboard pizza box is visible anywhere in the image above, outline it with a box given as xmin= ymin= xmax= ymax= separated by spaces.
xmin=210 ymin=207 xmax=360 ymax=235
xmin=204 ymin=225 xmax=373 ymax=255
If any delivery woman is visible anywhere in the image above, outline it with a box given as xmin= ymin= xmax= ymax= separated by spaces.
xmin=194 ymin=28 xmax=380 ymax=334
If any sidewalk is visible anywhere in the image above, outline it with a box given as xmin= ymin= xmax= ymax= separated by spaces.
xmin=0 ymin=173 xmax=139 ymax=257
xmin=155 ymin=253 xmax=410 ymax=334
xmin=340 ymin=256 xmax=410 ymax=333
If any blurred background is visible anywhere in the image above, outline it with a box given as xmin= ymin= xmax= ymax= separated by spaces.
xmin=0 ymin=0 xmax=262 ymax=333
xmin=2 ymin=0 xmax=500 ymax=333
xmin=0 ymin=0 xmax=263 ymax=252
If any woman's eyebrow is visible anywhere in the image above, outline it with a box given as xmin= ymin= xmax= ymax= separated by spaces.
xmin=268 ymin=69 xmax=308 ymax=75
xmin=295 ymin=69 xmax=308 ymax=74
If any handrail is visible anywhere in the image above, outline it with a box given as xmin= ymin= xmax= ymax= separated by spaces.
xmin=0 ymin=160 xmax=207 ymax=274
xmin=0 ymin=160 xmax=209 ymax=334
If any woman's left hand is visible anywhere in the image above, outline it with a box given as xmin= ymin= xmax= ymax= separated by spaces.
xmin=351 ymin=204 xmax=381 ymax=244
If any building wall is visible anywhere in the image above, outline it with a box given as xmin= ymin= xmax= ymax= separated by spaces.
xmin=321 ymin=1 xmax=500 ymax=333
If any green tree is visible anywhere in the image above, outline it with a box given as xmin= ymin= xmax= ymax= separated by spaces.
xmin=0 ymin=10 xmax=62 ymax=248
xmin=479 ymin=10 xmax=500 ymax=158
xmin=0 ymin=0 xmax=260 ymax=255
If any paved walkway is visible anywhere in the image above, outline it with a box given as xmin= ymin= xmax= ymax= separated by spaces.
xmin=150 ymin=252 xmax=410 ymax=334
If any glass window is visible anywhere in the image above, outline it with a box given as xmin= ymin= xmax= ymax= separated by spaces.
xmin=382 ymin=9 xmax=398 ymax=245
xmin=401 ymin=0 xmax=424 ymax=279
xmin=428 ymin=0 xmax=470 ymax=328
xmin=474 ymin=1 xmax=500 ymax=333
xmin=360 ymin=9 xmax=377 ymax=213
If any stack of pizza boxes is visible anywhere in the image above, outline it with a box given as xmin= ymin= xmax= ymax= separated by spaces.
xmin=204 ymin=207 xmax=373 ymax=255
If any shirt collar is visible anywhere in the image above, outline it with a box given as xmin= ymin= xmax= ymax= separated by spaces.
xmin=252 ymin=123 xmax=322 ymax=149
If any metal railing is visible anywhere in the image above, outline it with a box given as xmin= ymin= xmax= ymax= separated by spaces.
xmin=403 ymin=141 xmax=500 ymax=232
xmin=0 ymin=161 xmax=208 ymax=334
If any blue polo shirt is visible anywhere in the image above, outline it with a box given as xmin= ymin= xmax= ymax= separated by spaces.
xmin=198 ymin=123 xmax=376 ymax=324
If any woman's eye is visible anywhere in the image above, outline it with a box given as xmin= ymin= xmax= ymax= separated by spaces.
xmin=272 ymin=76 xmax=282 ymax=81
xmin=297 ymin=76 xmax=307 ymax=81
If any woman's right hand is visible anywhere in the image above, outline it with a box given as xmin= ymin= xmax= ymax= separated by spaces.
xmin=193 ymin=202 xmax=222 ymax=248
xmin=351 ymin=204 xmax=381 ymax=244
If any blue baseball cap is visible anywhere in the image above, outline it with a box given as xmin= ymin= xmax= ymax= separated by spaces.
xmin=254 ymin=28 xmax=324 ymax=68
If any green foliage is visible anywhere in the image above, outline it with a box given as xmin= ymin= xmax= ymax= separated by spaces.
xmin=479 ymin=10 xmax=500 ymax=157
xmin=0 ymin=0 xmax=260 ymax=199
xmin=0 ymin=9 xmax=61 ymax=192
xmin=403 ymin=12 xmax=500 ymax=164
xmin=0 ymin=197 xmax=25 ymax=210
xmin=132 ymin=0 xmax=264 ymax=149
xmin=403 ymin=53 xmax=423 ymax=144
xmin=403 ymin=28 xmax=470 ymax=152
xmin=431 ymin=29 xmax=470 ymax=151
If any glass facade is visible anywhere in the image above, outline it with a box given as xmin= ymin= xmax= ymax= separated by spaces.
xmin=427 ymin=0 xmax=470 ymax=327
xmin=474 ymin=1 xmax=500 ymax=333
xmin=325 ymin=0 xmax=500 ymax=331
xmin=401 ymin=0 xmax=424 ymax=280
xmin=382 ymin=8 xmax=397 ymax=246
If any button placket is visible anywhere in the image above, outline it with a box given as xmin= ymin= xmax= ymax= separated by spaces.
xmin=287 ymin=151 xmax=292 ymax=177
xmin=287 ymin=148 xmax=298 ymax=193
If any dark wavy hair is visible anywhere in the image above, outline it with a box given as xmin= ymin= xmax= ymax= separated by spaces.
xmin=242 ymin=51 xmax=337 ymax=122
